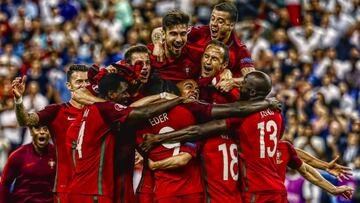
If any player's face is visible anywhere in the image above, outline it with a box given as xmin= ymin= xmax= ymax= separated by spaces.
xmin=201 ymin=45 xmax=226 ymax=77
xmin=239 ymin=76 xmax=253 ymax=101
xmin=31 ymin=126 xmax=50 ymax=150
xmin=210 ymin=10 xmax=234 ymax=42
xmin=131 ymin=52 xmax=151 ymax=84
xmin=164 ymin=24 xmax=188 ymax=57
xmin=176 ymin=79 xmax=199 ymax=100
xmin=113 ymin=81 xmax=131 ymax=105
xmin=67 ymin=71 xmax=90 ymax=92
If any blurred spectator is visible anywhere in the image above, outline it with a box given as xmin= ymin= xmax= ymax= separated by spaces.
xmin=343 ymin=132 xmax=359 ymax=164
xmin=288 ymin=22 xmax=322 ymax=62
xmin=0 ymin=97 xmax=18 ymax=154
xmin=294 ymin=123 xmax=326 ymax=159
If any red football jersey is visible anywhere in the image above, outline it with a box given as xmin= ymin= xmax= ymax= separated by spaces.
xmin=67 ymin=102 xmax=132 ymax=199
xmin=226 ymin=108 xmax=286 ymax=194
xmin=147 ymin=43 xmax=203 ymax=81
xmin=188 ymin=25 xmax=254 ymax=77
xmin=276 ymin=141 xmax=303 ymax=182
xmin=136 ymin=104 xmax=212 ymax=199
xmin=0 ymin=144 xmax=55 ymax=203
xmin=36 ymin=103 xmax=83 ymax=193
xmin=199 ymin=85 xmax=242 ymax=203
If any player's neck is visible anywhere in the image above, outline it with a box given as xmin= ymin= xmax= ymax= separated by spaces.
xmin=222 ymin=33 xmax=232 ymax=44
xmin=32 ymin=143 xmax=47 ymax=156
xmin=69 ymin=99 xmax=83 ymax=109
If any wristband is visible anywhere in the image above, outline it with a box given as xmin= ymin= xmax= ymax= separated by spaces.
xmin=159 ymin=92 xmax=167 ymax=99
xmin=14 ymin=96 xmax=23 ymax=104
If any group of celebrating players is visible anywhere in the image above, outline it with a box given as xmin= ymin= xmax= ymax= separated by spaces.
xmin=3 ymin=2 xmax=356 ymax=203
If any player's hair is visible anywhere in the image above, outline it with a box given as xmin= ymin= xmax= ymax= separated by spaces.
xmin=124 ymin=45 xmax=150 ymax=65
xmin=98 ymin=73 xmax=127 ymax=98
xmin=207 ymin=40 xmax=229 ymax=63
xmin=66 ymin=64 xmax=88 ymax=82
xmin=213 ymin=2 xmax=238 ymax=23
xmin=162 ymin=9 xmax=190 ymax=31
xmin=146 ymin=77 xmax=180 ymax=96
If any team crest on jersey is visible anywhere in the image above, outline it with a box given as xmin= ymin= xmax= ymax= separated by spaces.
xmin=48 ymin=159 xmax=56 ymax=169
xmin=92 ymin=85 xmax=99 ymax=93
xmin=114 ymin=103 xmax=127 ymax=111
xmin=184 ymin=65 xmax=191 ymax=77
xmin=276 ymin=151 xmax=283 ymax=164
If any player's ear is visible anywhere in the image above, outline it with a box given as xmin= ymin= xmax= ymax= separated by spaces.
xmin=66 ymin=81 xmax=72 ymax=91
xmin=107 ymin=90 xmax=117 ymax=100
xmin=250 ymin=89 xmax=256 ymax=97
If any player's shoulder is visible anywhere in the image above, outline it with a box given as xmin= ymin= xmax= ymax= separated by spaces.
xmin=7 ymin=144 xmax=29 ymax=161
xmin=189 ymin=25 xmax=210 ymax=33
xmin=94 ymin=101 xmax=128 ymax=112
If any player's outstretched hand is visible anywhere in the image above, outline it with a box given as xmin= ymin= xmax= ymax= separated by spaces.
xmin=331 ymin=185 xmax=354 ymax=199
xmin=326 ymin=155 xmax=353 ymax=182
xmin=140 ymin=133 xmax=158 ymax=153
xmin=12 ymin=76 xmax=27 ymax=99
xmin=266 ymin=97 xmax=282 ymax=112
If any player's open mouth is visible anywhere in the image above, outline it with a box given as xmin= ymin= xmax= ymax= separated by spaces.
xmin=188 ymin=94 xmax=197 ymax=100
xmin=211 ymin=28 xmax=218 ymax=36
xmin=173 ymin=43 xmax=183 ymax=51
xmin=202 ymin=66 xmax=213 ymax=75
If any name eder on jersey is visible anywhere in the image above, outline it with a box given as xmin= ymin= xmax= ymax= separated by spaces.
xmin=149 ymin=113 xmax=169 ymax=126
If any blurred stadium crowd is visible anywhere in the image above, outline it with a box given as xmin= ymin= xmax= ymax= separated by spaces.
xmin=0 ymin=0 xmax=359 ymax=202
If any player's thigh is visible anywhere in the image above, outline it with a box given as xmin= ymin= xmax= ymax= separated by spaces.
xmin=136 ymin=192 xmax=154 ymax=203
xmin=68 ymin=194 xmax=113 ymax=203
xmin=54 ymin=192 xmax=69 ymax=203
xmin=180 ymin=193 xmax=203 ymax=203
xmin=242 ymin=193 xmax=285 ymax=203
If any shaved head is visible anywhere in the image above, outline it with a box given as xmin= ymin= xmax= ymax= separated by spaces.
xmin=239 ymin=71 xmax=272 ymax=101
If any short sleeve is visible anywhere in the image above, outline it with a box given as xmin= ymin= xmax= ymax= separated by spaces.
xmin=187 ymin=26 xmax=208 ymax=43
xmin=96 ymin=102 xmax=133 ymax=125
xmin=286 ymin=142 xmax=303 ymax=169
xmin=180 ymin=142 xmax=199 ymax=158
xmin=37 ymin=104 xmax=62 ymax=126
xmin=235 ymin=43 xmax=254 ymax=69
xmin=181 ymin=102 xmax=213 ymax=123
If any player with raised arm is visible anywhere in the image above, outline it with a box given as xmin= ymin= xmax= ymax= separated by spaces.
xmin=276 ymin=140 xmax=354 ymax=200
xmin=148 ymin=10 xmax=204 ymax=82
xmin=152 ymin=2 xmax=254 ymax=92
xmin=12 ymin=64 xmax=91 ymax=203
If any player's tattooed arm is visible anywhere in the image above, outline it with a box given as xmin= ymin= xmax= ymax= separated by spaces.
xmin=15 ymin=103 xmax=39 ymax=126
xmin=297 ymin=163 xmax=354 ymax=199
xmin=296 ymin=148 xmax=352 ymax=182
xmin=141 ymin=119 xmax=227 ymax=152
xmin=127 ymin=97 xmax=184 ymax=125
xmin=211 ymin=98 xmax=281 ymax=119
xmin=12 ymin=76 xmax=39 ymax=126
xmin=148 ymin=152 xmax=192 ymax=170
